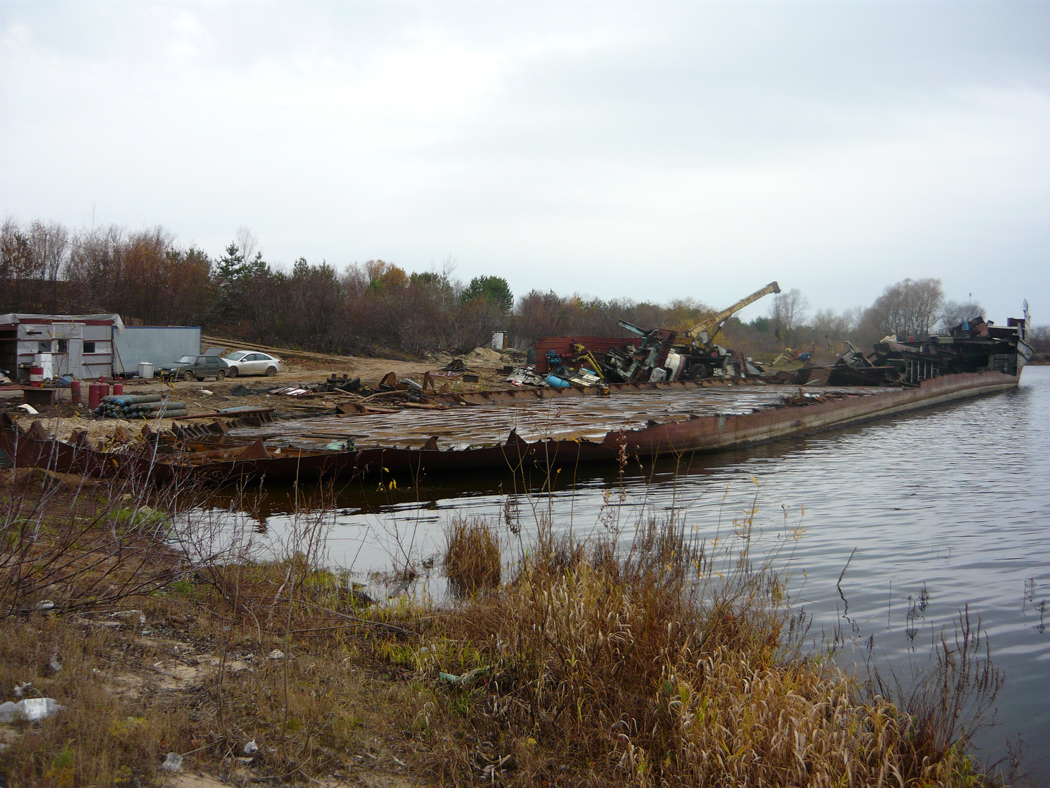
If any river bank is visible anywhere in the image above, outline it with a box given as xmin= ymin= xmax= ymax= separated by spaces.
xmin=0 ymin=463 xmax=1015 ymax=787
xmin=235 ymin=365 xmax=1046 ymax=783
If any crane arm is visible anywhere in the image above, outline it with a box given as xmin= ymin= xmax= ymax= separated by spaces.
xmin=682 ymin=281 xmax=781 ymax=346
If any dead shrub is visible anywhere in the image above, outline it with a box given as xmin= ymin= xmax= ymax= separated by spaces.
xmin=443 ymin=517 xmax=501 ymax=597
xmin=0 ymin=468 xmax=188 ymax=618
xmin=421 ymin=513 xmax=1002 ymax=787
xmin=868 ymin=606 xmax=1006 ymax=779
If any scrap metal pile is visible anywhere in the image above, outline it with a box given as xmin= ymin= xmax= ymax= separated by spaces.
xmin=240 ymin=371 xmax=445 ymax=410
xmin=512 ymin=282 xmax=782 ymax=389
xmin=828 ymin=309 xmax=1033 ymax=387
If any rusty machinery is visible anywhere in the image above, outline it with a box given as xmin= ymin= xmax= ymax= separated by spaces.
xmin=603 ymin=282 xmax=781 ymax=382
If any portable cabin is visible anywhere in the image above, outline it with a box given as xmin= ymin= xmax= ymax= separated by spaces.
xmin=0 ymin=314 xmax=202 ymax=382
xmin=0 ymin=313 xmax=124 ymax=381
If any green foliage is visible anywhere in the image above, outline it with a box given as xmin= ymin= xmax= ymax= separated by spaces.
xmin=461 ymin=275 xmax=513 ymax=312
xmin=214 ymin=240 xmax=270 ymax=323
xmin=409 ymin=271 xmax=451 ymax=290
xmin=750 ymin=315 xmax=772 ymax=333
xmin=216 ymin=241 xmax=266 ymax=285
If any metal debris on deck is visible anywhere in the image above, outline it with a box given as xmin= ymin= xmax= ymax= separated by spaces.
xmin=269 ymin=386 xmax=313 ymax=397
xmin=225 ymin=384 xmax=888 ymax=452
xmin=533 ymin=282 xmax=783 ymax=389
xmin=0 ymin=299 xmax=1030 ymax=484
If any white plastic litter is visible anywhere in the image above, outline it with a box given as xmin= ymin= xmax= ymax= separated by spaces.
xmin=19 ymin=698 xmax=63 ymax=721
xmin=110 ymin=609 xmax=147 ymax=626
xmin=244 ymin=739 xmax=259 ymax=755
xmin=0 ymin=698 xmax=63 ymax=723
xmin=160 ymin=752 xmax=184 ymax=772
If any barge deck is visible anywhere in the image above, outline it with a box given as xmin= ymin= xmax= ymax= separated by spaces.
xmin=0 ymin=371 xmax=1021 ymax=485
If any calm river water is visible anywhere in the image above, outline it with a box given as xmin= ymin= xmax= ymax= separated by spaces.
xmin=230 ymin=365 xmax=1050 ymax=779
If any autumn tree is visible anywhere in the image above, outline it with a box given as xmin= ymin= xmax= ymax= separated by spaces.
xmin=364 ymin=260 xmax=409 ymax=292
xmin=0 ymin=219 xmax=38 ymax=312
xmin=770 ymin=288 xmax=810 ymax=345
xmin=1030 ymin=324 xmax=1050 ymax=358
xmin=394 ymin=270 xmax=457 ymax=353
xmin=283 ymin=258 xmax=345 ymax=350
xmin=801 ymin=308 xmax=859 ymax=357
xmin=864 ymin=278 xmax=944 ymax=339
xmin=65 ymin=224 xmax=127 ymax=313
xmin=940 ymin=299 xmax=984 ymax=331
xmin=27 ymin=221 xmax=69 ymax=312
xmin=511 ymin=290 xmax=567 ymax=347
xmin=0 ymin=219 xmax=71 ymax=312
xmin=117 ymin=227 xmax=176 ymax=323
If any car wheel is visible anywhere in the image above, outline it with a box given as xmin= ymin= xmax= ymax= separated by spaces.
xmin=216 ymin=370 xmax=226 ymax=381
xmin=226 ymin=366 xmax=238 ymax=378
xmin=183 ymin=370 xmax=195 ymax=381
xmin=265 ymin=366 xmax=277 ymax=376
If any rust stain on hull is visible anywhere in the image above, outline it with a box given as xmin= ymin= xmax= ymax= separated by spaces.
xmin=0 ymin=372 xmax=1019 ymax=484
xmin=609 ymin=372 xmax=1016 ymax=456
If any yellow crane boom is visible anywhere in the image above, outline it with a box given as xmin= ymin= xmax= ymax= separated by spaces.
xmin=679 ymin=281 xmax=781 ymax=347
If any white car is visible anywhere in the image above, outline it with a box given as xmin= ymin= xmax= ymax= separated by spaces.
xmin=222 ymin=350 xmax=283 ymax=377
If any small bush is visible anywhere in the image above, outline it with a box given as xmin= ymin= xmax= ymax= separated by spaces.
xmin=443 ymin=517 xmax=501 ymax=597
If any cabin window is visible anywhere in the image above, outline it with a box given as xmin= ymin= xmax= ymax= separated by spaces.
xmin=37 ymin=341 xmax=52 ymax=353
xmin=57 ymin=339 xmax=68 ymax=353
xmin=83 ymin=341 xmax=96 ymax=353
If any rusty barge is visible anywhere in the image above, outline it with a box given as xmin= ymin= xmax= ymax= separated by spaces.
xmin=0 ymin=370 xmax=1023 ymax=486
xmin=0 ymin=304 xmax=1032 ymax=485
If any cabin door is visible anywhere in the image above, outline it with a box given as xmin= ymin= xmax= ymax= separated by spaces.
xmin=52 ymin=323 xmax=86 ymax=378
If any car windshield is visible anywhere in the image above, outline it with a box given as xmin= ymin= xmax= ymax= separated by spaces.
xmin=225 ymin=351 xmax=249 ymax=361
xmin=176 ymin=355 xmax=196 ymax=363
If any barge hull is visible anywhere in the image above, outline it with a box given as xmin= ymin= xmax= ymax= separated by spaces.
xmin=0 ymin=371 xmax=1020 ymax=484
xmin=614 ymin=371 xmax=1017 ymax=456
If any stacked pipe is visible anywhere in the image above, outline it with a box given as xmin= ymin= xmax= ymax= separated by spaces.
xmin=95 ymin=394 xmax=189 ymax=419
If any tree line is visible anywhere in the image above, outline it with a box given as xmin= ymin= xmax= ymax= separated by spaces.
xmin=2 ymin=218 xmax=1045 ymax=360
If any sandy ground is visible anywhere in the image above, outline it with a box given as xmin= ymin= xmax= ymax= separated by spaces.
xmin=0 ymin=347 xmax=521 ymax=444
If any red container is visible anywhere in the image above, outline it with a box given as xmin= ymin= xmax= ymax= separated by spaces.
xmin=113 ymin=383 xmax=124 ymax=396
xmin=71 ymin=380 xmax=81 ymax=405
xmin=88 ymin=382 xmax=110 ymax=410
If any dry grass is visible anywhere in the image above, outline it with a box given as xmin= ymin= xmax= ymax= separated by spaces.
xmin=0 ymin=469 xmax=434 ymax=787
xmin=419 ymin=516 xmax=1005 ymax=787
xmin=0 ymin=612 xmax=193 ymax=787
xmin=0 ymin=467 xmax=1009 ymax=787
xmin=444 ymin=515 xmax=502 ymax=597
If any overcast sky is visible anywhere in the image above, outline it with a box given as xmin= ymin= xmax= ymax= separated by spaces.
xmin=2 ymin=1 xmax=1047 ymax=324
